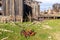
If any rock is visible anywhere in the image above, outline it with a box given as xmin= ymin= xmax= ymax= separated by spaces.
xmin=1 ymin=37 xmax=8 ymax=40
xmin=0 ymin=29 xmax=13 ymax=33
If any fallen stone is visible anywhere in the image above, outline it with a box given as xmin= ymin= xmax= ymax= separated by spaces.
xmin=0 ymin=29 xmax=13 ymax=33
xmin=1 ymin=37 xmax=8 ymax=40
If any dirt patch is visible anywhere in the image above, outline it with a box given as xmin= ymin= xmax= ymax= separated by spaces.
xmin=53 ymin=32 xmax=60 ymax=40
xmin=42 ymin=25 xmax=52 ymax=29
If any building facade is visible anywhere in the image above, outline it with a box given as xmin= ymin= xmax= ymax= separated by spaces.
xmin=0 ymin=0 xmax=40 ymax=22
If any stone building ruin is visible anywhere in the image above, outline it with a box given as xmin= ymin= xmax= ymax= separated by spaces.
xmin=0 ymin=0 xmax=40 ymax=22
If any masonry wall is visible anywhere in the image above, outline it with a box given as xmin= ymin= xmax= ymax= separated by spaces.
xmin=31 ymin=2 xmax=40 ymax=21
xmin=0 ymin=0 xmax=40 ymax=22
xmin=1 ymin=0 xmax=23 ymax=22
xmin=14 ymin=0 xmax=23 ymax=22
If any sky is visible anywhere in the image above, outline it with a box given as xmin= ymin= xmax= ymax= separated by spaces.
xmin=35 ymin=0 xmax=60 ymax=3
xmin=35 ymin=0 xmax=60 ymax=11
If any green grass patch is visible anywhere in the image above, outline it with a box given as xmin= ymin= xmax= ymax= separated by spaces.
xmin=0 ymin=19 xmax=60 ymax=40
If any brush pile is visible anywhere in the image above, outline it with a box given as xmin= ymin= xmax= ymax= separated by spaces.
xmin=21 ymin=29 xmax=36 ymax=38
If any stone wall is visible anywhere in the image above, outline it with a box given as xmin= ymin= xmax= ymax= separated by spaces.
xmin=0 ymin=0 xmax=40 ymax=22
xmin=0 ymin=0 xmax=23 ymax=22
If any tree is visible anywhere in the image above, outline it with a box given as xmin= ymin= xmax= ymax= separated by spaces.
xmin=53 ymin=3 xmax=60 ymax=12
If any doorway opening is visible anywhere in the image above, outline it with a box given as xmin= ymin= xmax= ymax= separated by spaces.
xmin=0 ymin=12 xmax=2 ymax=15
xmin=23 ymin=4 xmax=32 ymax=22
